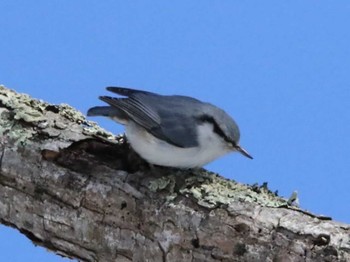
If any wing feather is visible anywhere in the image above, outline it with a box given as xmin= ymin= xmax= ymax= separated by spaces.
xmin=99 ymin=96 xmax=160 ymax=130
xmin=98 ymin=87 xmax=201 ymax=148
xmin=106 ymin=86 xmax=155 ymax=96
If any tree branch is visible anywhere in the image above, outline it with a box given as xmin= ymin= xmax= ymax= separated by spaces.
xmin=0 ymin=85 xmax=349 ymax=262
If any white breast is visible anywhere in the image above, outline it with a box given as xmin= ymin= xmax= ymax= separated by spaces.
xmin=125 ymin=121 xmax=230 ymax=168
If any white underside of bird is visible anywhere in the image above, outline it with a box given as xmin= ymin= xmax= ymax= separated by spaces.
xmin=125 ymin=121 xmax=231 ymax=168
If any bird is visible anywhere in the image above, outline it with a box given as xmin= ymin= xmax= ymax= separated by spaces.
xmin=87 ymin=87 xmax=252 ymax=168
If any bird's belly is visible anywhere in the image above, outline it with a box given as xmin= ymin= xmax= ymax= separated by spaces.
xmin=125 ymin=122 xmax=228 ymax=168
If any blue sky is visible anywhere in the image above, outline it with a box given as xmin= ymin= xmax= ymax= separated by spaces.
xmin=1 ymin=1 xmax=350 ymax=261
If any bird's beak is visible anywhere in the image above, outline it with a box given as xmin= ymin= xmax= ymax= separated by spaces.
xmin=235 ymin=145 xmax=253 ymax=159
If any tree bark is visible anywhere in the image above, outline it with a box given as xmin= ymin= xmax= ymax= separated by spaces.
xmin=0 ymin=85 xmax=349 ymax=262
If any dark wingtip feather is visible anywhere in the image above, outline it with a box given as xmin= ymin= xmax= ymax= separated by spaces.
xmin=106 ymin=86 xmax=126 ymax=94
xmin=106 ymin=86 xmax=154 ymax=96
xmin=86 ymin=108 xmax=95 ymax=116
xmin=99 ymin=95 xmax=112 ymax=100
xmin=87 ymin=106 xmax=111 ymax=117
xmin=98 ymin=96 xmax=116 ymax=105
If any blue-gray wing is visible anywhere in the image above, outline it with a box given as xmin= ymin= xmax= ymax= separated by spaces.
xmin=99 ymin=88 xmax=200 ymax=148
xmin=99 ymin=96 xmax=161 ymax=131
xmin=155 ymin=112 xmax=199 ymax=148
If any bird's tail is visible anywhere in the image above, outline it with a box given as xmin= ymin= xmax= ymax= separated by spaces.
xmin=87 ymin=106 xmax=129 ymax=124
xmin=87 ymin=106 xmax=113 ymax=117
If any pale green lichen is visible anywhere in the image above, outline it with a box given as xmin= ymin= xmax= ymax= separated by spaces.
xmin=0 ymin=108 xmax=35 ymax=146
xmin=148 ymin=176 xmax=178 ymax=205
xmin=0 ymin=85 xmax=86 ymax=125
xmin=188 ymin=187 xmax=202 ymax=200
xmin=59 ymin=105 xmax=116 ymax=140
xmin=82 ymin=123 xmax=116 ymax=141
xmin=179 ymin=171 xmax=287 ymax=208
xmin=0 ymin=85 xmax=116 ymax=143
xmin=0 ymin=86 xmax=47 ymax=123
xmin=147 ymin=167 xmax=287 ymax=209
xmin=13 ymin=107 xmax=45 ymax=122
xmin=58 ymin=103 xmax=85 ymax=123
xmin=148 ymin=176 xmax=176 ymax=192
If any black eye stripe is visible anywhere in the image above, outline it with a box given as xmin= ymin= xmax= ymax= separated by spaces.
xmin=197 ymin=115 xmax=233 ymax=144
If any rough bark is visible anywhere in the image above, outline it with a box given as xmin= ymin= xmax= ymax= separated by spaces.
xmin=0 ymin=85 xmax=349 ymax=262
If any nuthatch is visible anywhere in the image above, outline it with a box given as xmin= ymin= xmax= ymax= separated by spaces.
xmin=88 ymin=87 xmax=252 ymax=168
